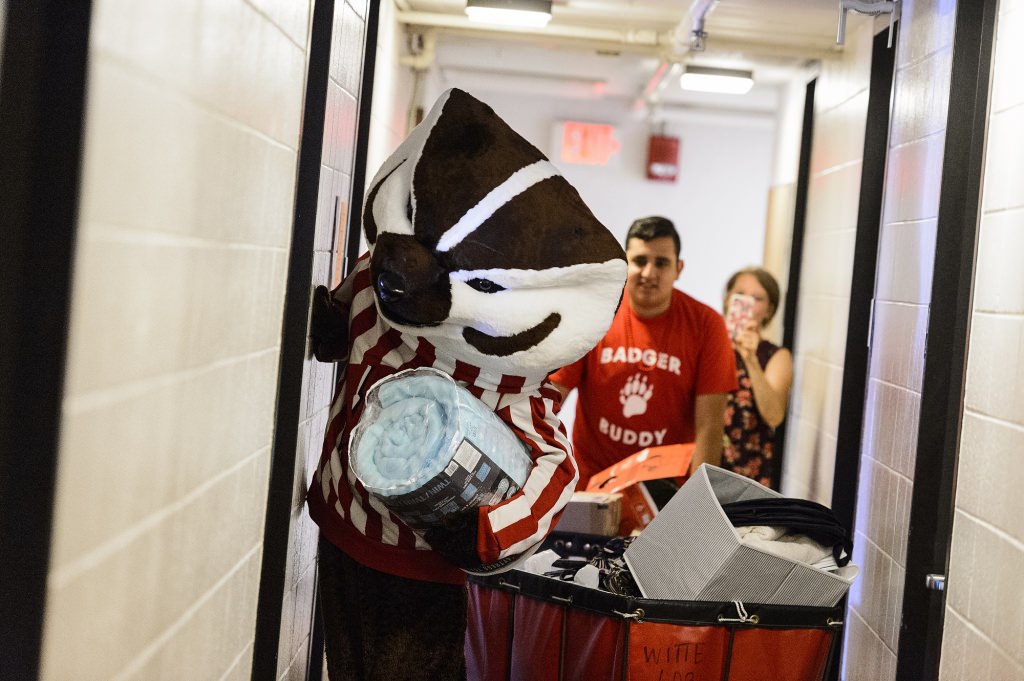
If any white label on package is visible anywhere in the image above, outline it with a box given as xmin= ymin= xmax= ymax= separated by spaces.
xmin=453 ymin=438 xmax=483 ymax=471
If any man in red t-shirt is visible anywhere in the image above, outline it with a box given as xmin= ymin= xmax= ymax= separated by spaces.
xmin=551 ymin=216 xmax=737 ymax=488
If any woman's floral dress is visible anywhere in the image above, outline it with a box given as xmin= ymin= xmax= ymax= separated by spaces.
xmin=722 ymin=340 xmax=781 ymax=489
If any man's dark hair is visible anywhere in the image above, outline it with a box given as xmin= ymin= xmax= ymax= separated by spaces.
xmin=625 ymin=216 xmax=681 ymax=257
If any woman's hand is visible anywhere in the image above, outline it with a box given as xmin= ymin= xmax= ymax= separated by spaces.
xmin=732 ymin=320 xmax=761 ymax=365
xmin=731 ymin=323 xmax=793 ymax=429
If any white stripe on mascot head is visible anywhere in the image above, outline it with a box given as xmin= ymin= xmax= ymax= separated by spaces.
xmin=363 ymin=88 xmax=627 ymax=380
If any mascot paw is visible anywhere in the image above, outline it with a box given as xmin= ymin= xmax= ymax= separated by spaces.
xmin=310 ymin=285 xmax=350 ymax=362
xmin=423 ymin=508 xmax=484 ymax=570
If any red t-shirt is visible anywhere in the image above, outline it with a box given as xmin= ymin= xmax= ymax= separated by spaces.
xmin=550 ymin=289 xmax=737 ymax=487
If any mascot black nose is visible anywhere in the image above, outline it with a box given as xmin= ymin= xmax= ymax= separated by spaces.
xmin=376 ymin=272 xmax=406 ymax=303
xmin=370 ymin=233 xmax=452 ymax=327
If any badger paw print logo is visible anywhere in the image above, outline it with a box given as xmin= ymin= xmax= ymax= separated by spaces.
xmin=619 ymin=373 xmax=653 ymax=418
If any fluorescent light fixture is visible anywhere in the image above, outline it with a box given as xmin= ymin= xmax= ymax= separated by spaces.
xmin=465 ymin=0 xmax=552 ymax=28
xmin=679 ymin=65 xmax=754 ymax=95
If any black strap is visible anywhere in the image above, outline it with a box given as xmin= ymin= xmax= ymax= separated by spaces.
xmin=721 ymin=498 xmax=853 ymax=567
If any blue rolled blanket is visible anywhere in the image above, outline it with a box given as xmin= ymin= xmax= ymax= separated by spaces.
xmin=349 ymin=367 xmax=532 ymax=530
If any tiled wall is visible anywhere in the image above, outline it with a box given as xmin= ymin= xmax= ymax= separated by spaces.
xmin=941 ymin=0 xmax=1024 ymax=678
xmin=39 ymin=2 xmax=316 ymax=679
xmin=782 ymin=14 xmax=873 ymax=505
xmin=281 ymin=1 xmax=370 ymax=679
xmin=844 ymin=1 xmax=955 ymax=679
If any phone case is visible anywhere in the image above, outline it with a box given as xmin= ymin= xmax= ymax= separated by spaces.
xmin=725 ymin=293 xmax=756 ymax=339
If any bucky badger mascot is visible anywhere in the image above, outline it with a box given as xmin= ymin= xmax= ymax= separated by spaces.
xmin=307 ymin=88 xmax=626 ymax=680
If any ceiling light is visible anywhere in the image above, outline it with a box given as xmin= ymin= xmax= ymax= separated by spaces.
xmin=465 ymin=0 xmax=553 ymax=28
xmin=679 ymin=65 xmax=754 ymax=95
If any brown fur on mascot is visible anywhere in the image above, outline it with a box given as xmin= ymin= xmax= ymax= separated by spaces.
xmin=307 ymin=88 xmax=626 ymax=681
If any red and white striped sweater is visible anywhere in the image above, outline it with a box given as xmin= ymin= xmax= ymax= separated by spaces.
xmin=307 ymin=255 xmax=579 ymax=584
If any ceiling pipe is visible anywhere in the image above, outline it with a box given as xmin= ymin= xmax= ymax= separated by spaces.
xmin=687 ymin=0 xmax=717 ymax=51
xmin=634 ymin=0 xmax=718 ymax=111
xmin=394 ymin=9 xmax=667 ymax=51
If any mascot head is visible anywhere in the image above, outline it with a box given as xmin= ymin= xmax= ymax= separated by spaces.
xmin=363 ymin=88 xmax=626 ymax=381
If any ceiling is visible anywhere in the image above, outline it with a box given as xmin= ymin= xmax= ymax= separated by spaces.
xmin=393 ymin=0 xmax=845 ymax=115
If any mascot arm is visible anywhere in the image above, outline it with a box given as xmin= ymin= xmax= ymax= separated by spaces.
xmin=422 ymin=392 xmax=576 ymax=570
xmin=475 ymin=392 xmax=578 ymax=566
xmin=309 ymin=263 xmax=359 ymax=363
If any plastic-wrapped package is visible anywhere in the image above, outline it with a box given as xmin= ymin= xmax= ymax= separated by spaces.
xmin=349 ymin=367 xmax=532 ymax=531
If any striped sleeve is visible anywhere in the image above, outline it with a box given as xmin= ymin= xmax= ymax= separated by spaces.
xmin=476 ymin=390 xmax=578 ymax=564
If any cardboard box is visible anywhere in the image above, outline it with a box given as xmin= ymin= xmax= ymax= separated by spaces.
xmin=554 ymin=491 xmax=622 ymax=536
xmin=624 ymin=464 xmax=859 ymax=607
xmin=585 ymin=443 xmax=694 ymax=535
xmin=585 ymin=443 xmax=694 ymax=493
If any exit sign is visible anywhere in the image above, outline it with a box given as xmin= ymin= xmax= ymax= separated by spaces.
xmin=558 ymin=121 xmax=620 ymax=166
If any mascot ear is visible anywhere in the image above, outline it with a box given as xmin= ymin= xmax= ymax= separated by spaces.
xmin=421 ymin=507 xmax=483 ymax=570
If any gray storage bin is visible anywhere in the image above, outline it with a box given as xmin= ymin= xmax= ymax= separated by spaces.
xmin=624 ymin=464 xmax=858 ymax=607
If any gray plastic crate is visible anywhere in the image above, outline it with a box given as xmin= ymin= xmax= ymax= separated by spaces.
xmin=624 ymin=464 xmax=858 ymax=607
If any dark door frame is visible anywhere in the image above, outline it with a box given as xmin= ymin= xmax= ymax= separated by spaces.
xmin=775 ymin=77 xmax=816 ymax=489
xmin=830 ymin=25 xmax=899 ymax=560
xmin=304 ymin=2 xmax=382 ymax=679
xmin=895 ymin=1 xmax=998 ymax=679
xmin=251 ymin=0 xmax=336 ymax=678
xmin=0 ymin=4 xmax=93 ymax=680
xmin=825 ymin=22 xmax=899 ymax=681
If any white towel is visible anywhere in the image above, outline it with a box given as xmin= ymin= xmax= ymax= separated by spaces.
xmin=735 ymin=525 xmax=837 ymax=571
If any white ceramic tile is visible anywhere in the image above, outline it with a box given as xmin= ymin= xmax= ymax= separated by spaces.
xmin=248 ymin=0 xmax=311 ymax=49
xmin=981 ymin=106 xmax=1024 ymax=213
xmin=116 ymin=550 xmax=262 ymax=681
xmin=91 ymin=0 xmax=305 ymax=147
xmin=810 ymin=433 xmax=837 ymax=503
xmin=890 ymin=48 xmax=952 ymax=147
xmin=810 ymin=91 xmax=869 ymax=176
xmin=64 ymin=238 xmax=287 ymax=396
xmin=874 ymin=219 xmax=937 ymax=305
xmin=882 ymin=134 xmax=946 ymax=224
xmin=989 ymin=537 xmax=1024 ymax=656
xmin=973 ymin=209 xmax=1024 ymax=314
xmin=897 ymin=0 xmax=957 ymax=68
xmin=991 ymin=3 xmax=1024 ymax=114
xmin=967 ymin=520 xmax=1001 ymax=637
xmin=805 ymin=161 xmax=863 ymax=234
xmin=938 ymin=609 xmax=968 ymax=681
xmin=339 ymin=2 xmax=366 ymax=97
xmin=52 ymin=352 xmax=278 ymax=569
xmin=964 ymin=313 xmax=1024 ymax=422
xmin=988 ymin=648 xmax=1024 ymax=681
xmin=868 ymin=301 xmax=929 ymax=391
xmin=958 ymin=413 xmax=1024 ymax=544
xmin=79 ymin=59 xmax=299 ymax=249
xmin=41 ymin=454 xmax=270 ymax=680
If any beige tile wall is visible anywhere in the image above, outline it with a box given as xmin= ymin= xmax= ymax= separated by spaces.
xmin=844 ymin=1 xmax=955 ymax=679
xmin=941 ymin=0 xmax=1024 ymax=678
xmin=782 ymin=14 xmax=873 ymax=505
xmin=40 ymin=2 xmax=311 ymax=679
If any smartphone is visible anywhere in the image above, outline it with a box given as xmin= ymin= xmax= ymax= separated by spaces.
xmin=725 ymin=293 xmax=756 ymax=340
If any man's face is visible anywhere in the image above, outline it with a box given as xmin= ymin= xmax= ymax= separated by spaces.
xmin=625 ymin=236 xmax=683 ymax=317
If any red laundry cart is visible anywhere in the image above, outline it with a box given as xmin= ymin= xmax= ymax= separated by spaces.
xmin=466 ymin=569 xmax=843 ymax=681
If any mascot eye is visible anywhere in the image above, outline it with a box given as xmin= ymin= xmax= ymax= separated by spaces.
xmin=466 ymin=278 xmax=505 ymax=293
